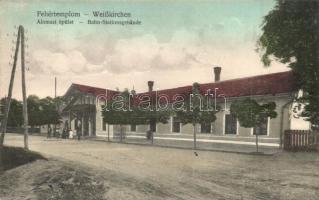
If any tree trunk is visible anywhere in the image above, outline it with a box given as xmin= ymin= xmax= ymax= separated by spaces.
xmin=0 ymin=145 xmax=3 ymax=171
xmin=20 ymin=25 xmax=29 ymax=150
xmin=193 ymin=123 xmax=197 ymax=149
xmin=120 ymin=124 xmax=123 ymax=142
xmin=151 ymin=130 xmax=154 ymax=145
xmin=0 ymin=26 xmax=21 ymax=147
xmin=255 ymin=132 xmax=259 ymax=153
xmin=47 ymin=124 xmax=50 ymax=138
xmin=107 ymin=123 xmax=110 ymax=142
xmin=54 ymin=77 xmax=57 ymax=137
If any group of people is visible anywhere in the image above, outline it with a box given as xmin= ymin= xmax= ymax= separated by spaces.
xmin=47 ymin=126 xmax=82 ymax=140
xmin=63 ymin=128 xmax=82 ymax=140
xmin=46 ymin=126 xmax=59 ymax=138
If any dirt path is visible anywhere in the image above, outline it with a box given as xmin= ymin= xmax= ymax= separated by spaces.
xmin=1 ymin=134 xmax=319 ymax=200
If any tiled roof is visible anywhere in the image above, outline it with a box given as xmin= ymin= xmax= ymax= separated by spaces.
xmin=132 ymin=71 xmax=298 ymax=103
xmin=68 ymin=71 xmax=298 ymax=102
xmin=200 ymin=70 xmax=298 ymax=98
xmin=106 ymin=89 xmax=120 ymax=100
xmin=72 ymin=83 xmax=106 ymax=96
xmin=69 ymin=83 xmax=120 ymax=100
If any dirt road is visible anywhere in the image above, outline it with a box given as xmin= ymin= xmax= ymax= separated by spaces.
xmin=1 ymin=134 xmax=319 ymax=200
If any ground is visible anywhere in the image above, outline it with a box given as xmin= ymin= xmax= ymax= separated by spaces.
xmin=1 ymin=134 xmax=319 ymax=200
xmin=0 ymin=145 xmax=45 ymax=171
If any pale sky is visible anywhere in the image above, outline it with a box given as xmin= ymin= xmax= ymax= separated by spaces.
xmin=0 ymin=0 xmax=289 ymax=99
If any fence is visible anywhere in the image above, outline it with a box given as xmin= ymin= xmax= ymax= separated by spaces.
xmin=284 ymin=130 xmax=318 ymax=151
xmin=6 ymin=127 xmax=40 ymax=134
xmin=96 ymin=129 xmax=280 ymax=154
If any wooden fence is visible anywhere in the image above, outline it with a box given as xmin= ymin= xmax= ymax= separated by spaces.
xmin=6 ymin=127 xmax=40 ymax=134
xmin=284 ymin=130 xmax=318 ymax=151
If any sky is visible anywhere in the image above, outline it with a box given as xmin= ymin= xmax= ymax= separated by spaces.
xmin=0 ymin=0 xmax=289 ymax=99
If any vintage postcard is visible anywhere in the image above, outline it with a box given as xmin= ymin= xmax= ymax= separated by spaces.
xmin=0 ymin=0 xmax=318 ymax=199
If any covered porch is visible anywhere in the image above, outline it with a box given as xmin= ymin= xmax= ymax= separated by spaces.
xmin=62 ymin=104 xmax=96 ymax=137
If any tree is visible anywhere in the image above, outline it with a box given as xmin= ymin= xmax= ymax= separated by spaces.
xmin=0 ymin=98 xmax=23 ymax=128
xmin=175 ymin=83 xmax=217 ymax=149
xmin=102 ymin=89 xmax=171 ymax=142
xmin=258 ymin=0 xmax=319 ymax=128
xmin=27 ymin=95 xmax=41 ymax=127
xmin=1 ymin=96 xmax=61 ymax=129
xmin=103 ymin=90 xmax=144 ymax=142
xmin=28 ymin=95 xmax=63 ymax=128
xmin=230 ymin=98 xmax=277 ymax=152
xmin=37 ymin=97 xmax=61 ymax=135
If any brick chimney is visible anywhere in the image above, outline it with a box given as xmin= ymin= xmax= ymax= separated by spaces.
xmin=147 ymin=81 xmax=154 ymax=92
xmin=214 ymin=66 xmax=221 ymax=82
xmin=131 ymin=89 xmax=136 ymax=95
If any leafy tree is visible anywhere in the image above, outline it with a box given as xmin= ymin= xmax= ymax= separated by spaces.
xmin=258 ymin=0 xmax=319 ymax=128
xmin=0 ymin=98 xmax=23 ymax=127
xmin=1 ymin=96 xmax=61 ymax=131
xmin=102 ymin=89 xmax=171 ymax=141
xmin=27 ymin=95 xmax=62 ymax=128
xmin=175 ymin=83 xmax=217 ymax=149
xmin=39 ymin=97 xmax=61 ymax=126
xmin=27 ymin=95 xmax=41 ymax=127
xmin=103 ymin=90 xmax=142 ymax=125
xmin=230 ymin=98 xmax=277 ymax=152
xmin=103 ymin=90 xmax=142 ymax=141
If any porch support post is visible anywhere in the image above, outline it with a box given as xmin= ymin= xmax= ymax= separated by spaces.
xmin=68 ymin=111 xmax=71 ymax=130
xmin=81 ymin=113 xmax=84 ymax=136
xmin=88 ymin=114 xmax=92 ymax=136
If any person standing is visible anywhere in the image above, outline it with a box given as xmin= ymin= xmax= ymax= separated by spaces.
xmin=76 ymin=122 xmax=82 ymax=140
xmin=69 ymin=129 xmax=73 ymax=139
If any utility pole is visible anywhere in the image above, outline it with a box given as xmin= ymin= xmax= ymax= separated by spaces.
xmin=54 ymin=77 xmax=57 ymax=137
xmin=55 ymin=77 xmax=57 ymax=98
xmin=0 ymin=25 xmax=29 ymax=149
xmin=0 ymin=26 xmax=21 ymax=147
xmin=21 ymin=25 xmax=29 ymax=150
xmin=193 ymin=124 xmax=197 ymax=150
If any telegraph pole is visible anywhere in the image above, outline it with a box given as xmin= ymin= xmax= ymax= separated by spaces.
xmin=0 ymin=25 xmax=29 ymax=149
xmin=54 ymin=77 xmax=57 ymax=137
xmin=0 ymin=26 xmax=21 ymax=147
xmin=55 ymin=77 xmax=57 ymax=98
xmin=20 ymin=25 xmax=29 ymax=150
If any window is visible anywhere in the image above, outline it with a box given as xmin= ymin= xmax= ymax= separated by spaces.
xmin=131 ymin=124 xmax=137 ymax=132
xmin=253 ymin=117 xmax=268 ymax=135
xmin=225 ymin=114 xmax=237 ymax=134
xmin=172 ymin=117 xmax=180 ymax=133
xmin=201 ymin=123 xmax=211 ymax=133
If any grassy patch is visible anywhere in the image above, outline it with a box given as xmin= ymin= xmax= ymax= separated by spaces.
xmin=34 ymin=166 xmax=106 ymax=200
xmin=0 ymin=146 xmax=46 ymax=171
